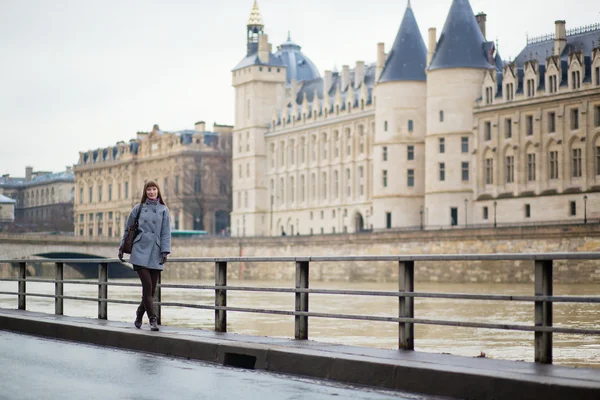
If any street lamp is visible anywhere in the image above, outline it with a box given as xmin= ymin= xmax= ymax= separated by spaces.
xmin=493 ymin=201 xmax=497 ymax=228
xmin=583 ymin=195 xmax=588 ymax=224
xmin=464 ymin=198 xmax=468 ymax=228
xmin=419 ymin=206 xmax=424 ymax=230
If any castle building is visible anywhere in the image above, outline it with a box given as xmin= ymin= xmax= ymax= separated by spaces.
xmin=73 ymin=122 xmax=232 ymax=237
xmin=0 ymin=166 xmax=75 ymax=232
xmin=231 ymin=0 xmax=600 ymax=236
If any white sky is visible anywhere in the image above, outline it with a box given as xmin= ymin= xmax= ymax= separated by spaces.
xmin=0 ymin=0 xmax=597 ymax=177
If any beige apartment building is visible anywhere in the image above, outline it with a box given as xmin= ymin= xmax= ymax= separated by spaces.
xmin=230 ymin=0 xmax=600 ymax=237
xmin=73 ymin=123 xmax=232 ymax=237
xmin=0 ymin=166 xmax=74 ymax=232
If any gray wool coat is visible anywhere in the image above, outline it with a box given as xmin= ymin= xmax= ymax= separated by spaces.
xmin=119 ymin=202 xmax=171 ymax=270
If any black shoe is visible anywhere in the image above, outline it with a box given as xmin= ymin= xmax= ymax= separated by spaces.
xmin=149 ymin=317 xmax=159 ymax=332
xmin=134 ymin=314 xmax=143 ymax=329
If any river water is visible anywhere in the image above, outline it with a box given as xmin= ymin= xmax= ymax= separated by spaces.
xmin=1 ymin=279 xmax=598 ymax=368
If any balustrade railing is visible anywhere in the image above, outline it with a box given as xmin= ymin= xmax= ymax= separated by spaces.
xmin=1 ymin=253 xmax=600 ymax=365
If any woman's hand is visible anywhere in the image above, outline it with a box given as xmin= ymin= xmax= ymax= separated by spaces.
xmin=160 ymin=253 xmax=168 ymax=265
xmin=118 ymin=250 xmax=124 ymax=261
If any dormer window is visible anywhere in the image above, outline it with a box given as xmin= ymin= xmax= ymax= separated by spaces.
xmin=485 ymin=87 xmax=493 ymax=105
xmin=548 ymin=75 xmax=558 ymax=93
xmin=571 ymin=70 xmax=581 ymax=89
xmin=526 ymin=79 xmax=535 ymax=97
xmin=505 ymin=83 xmax=514 ymax=101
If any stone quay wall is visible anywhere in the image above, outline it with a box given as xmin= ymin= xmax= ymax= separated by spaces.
xmin=0 ymin=224 xmax=599 ymax=283
xmin=167 ymin=224 xmax=600 ymax=284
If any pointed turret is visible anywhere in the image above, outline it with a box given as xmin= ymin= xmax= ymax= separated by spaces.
xmin=246 ymin=1 xmax=264 ymax=55
xmin=379 ymin=1 xmax=427 ymax=82
xmin=428 ymin=0 xmax=490 ymax=70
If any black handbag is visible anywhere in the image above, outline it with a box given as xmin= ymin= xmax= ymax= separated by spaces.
xmin=121 ymin=205 xmax=142 ymax=254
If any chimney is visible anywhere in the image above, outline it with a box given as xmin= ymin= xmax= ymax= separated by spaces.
xmin=25 ymin=166 xmax=33 ymax=182
xmin=475 ymin=12 xmax=487 ymax=40
xmin=427 ymin=28 xmax=437 ymax=67
xmin=66 ymin=166 xmax=73 ymax=174
xmin=376 ymin=42 xmax=385 ymax=81
xmin=258 ymin=33 xmax=269 ymax=64
xmin=554 ymin=20 xmax=567 ymax=56
xmin=355 ymin=61 xmax=365 ymax=88
xmin=341 ymin=65 xmax=350 ymax=90
xmin=324 ymin=70 xmax=332 ymax=94
xmin=195 ymin=121 xmax=206 ymax=132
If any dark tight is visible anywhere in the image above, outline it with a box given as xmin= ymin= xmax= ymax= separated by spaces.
xmin=136 ymin=268 xmax=160 ymax=320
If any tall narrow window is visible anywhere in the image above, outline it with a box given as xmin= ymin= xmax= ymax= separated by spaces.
xmin=108 ymin=184 xmax=113 ymax=201
xmin=333 ymin=171 xmax=339 ymax=198
xmin=549 ymin=151 xmax=559 ymax=179
xmin=526 ymin=115 xmax=534 ymax=136
xmin=485 ymin=159 xmax=493 ymax=185
xmin=571 ymin=108 xmax=579 ymax=130
xmin=596 ymin=147 xmax=600 ymax=176
xmin=461 ymin=162 xmax=469 ymax=182
xmin=382 ymin=146 xmax=388 ymax=161
xmin=505 ymin=118 xmax=512 ymax=138
xmin=321 ymin=172 xmax=327 ymax=200
xmin=595 ymin=105 xmax=600 ymax=127
xmin=527 ymin=154 xmax=536 ymax=181
xmin=408 ymin=120 xmax=414 ymax=132
xmin=384 ymin=121 xmax=388 ymax=131
xmin=407 ymin=169 xmax=414 ymax=187
xmin=572 ymin=148 xmax=582 ymax=177
xmin=439 ymin=163 xmax=445 ymax=181
xmin=548 ymin=112 xmax=556 ymax=133
xmin=439 ymin=110 xmax=444 ymax=122
xmin=300 ymin=175 xmax=305 ymax=201
xmin=79 ymin=187 xmax=83 ymax=204
xmin=505 ymin=156 xmax=514 ymax=183
xmin=484 ymin=122 xmax=491 ymax=141
xmin=439 ymin=138 xmax=445 ymax=153
xmin=125 ymin=182 xmax=129 ymax=199
xmin=359 ymin=166 xmax=364 ymax=196
xmin=407 ymin=145 xmax=414 ymax=161
xmin=461 ymin=137 xmax=469 ymax=153
xmin=89 ymin=187 xmax=93 ymax=203
xmin=525 ymin=204 xmax=531 ymax=218
xmin=382 ymin=170 xmax=388 ymax=187
xmin=346 ymin=129 xmax=352 ymax=156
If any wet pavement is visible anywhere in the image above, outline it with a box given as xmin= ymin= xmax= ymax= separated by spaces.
xmin=0 ymin=330 xmax=446 ymax=400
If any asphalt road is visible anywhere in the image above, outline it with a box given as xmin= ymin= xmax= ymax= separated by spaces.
xmin=0 ymin=330 xmax=448 ymax=400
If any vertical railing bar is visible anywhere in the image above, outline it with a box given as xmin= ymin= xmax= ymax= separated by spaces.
xmin=55 ymin=262 xmax=64 ymax=315
xmin=98 ymin=263 xmax=108 ymax=320
xmin=534 ymin=259 xmax=553 ymax=364
xmin=399 ymin=260 xmax=415 ymax=350
xmin=155 ymin=272 xmax=162 ymax=326
xmin=215 ymin=261 xmax=227 ymax=332
xmin=295 ymin=260 xmax=309 ymax=340
xmin=18 ymin=262 xmax=26 ymax=310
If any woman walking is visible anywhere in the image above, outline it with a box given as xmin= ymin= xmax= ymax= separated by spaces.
xmin=119 ymin=181 xmax=171 ymax=331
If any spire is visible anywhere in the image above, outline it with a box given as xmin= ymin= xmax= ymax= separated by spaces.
xmin=428 ymin=0 xmax=490 ymax=71
xmin=247 ymin=0 xmax=263 ymax=27
xmin=287 ymin=30 xmax=291 ymax=41
xmin=379 ymin=2 xmax=427 ymax=82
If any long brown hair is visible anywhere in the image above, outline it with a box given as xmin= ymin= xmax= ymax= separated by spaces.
xmin=140 ymin=180 xmax=166 ymax=206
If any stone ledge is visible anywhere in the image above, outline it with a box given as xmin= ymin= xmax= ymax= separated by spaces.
xmin=1 ymin=309 xmax=599 ymax=400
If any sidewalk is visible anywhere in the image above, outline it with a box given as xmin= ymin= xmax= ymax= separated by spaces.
xmin=1 ymin=308 xmax=599 ymax=400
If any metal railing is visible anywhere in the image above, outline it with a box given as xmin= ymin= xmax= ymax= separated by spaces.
xmin=1 ymin=253 xmax=600 ymax=365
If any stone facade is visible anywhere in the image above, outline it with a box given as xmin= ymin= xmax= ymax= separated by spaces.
xmin=0 ymin=166 xmax=74 ymax=232
xmin=73 ymin=123 xmax=233 ymax=237
xmin=231 ymin=0 xmax=600 ymax=237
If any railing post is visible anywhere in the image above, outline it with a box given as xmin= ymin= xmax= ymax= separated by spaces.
xmin=155 ymin=272 xmax=162 ymax=326
xmin=215 ymin=261 xmax=227 ymax=332
xmin=534 ymin=259 xmax=553 ymax=364
xmin=399 ymin=260 xmax=415 ymax=350
xmin=55 ymin=262 xmax=63 ymax=315
xmin=18 ymin=262 xmax=26 ymax=310
xmin=98 ymin=262 xmax=108 ymax=320
xmin=295 ymin=260 xmax=309 ymax=340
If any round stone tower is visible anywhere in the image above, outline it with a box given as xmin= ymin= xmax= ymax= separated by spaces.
xmin=424 ymin=0 xmax=491 ymax=228
xmin=373 ymin=1 xmax=427 ymax=229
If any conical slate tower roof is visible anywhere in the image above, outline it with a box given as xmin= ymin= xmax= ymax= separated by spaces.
xmin=247 ymin=0 xmax=263 ymax=27
xmin=428 ymin=0 xmax=490 ymax=70
xmin=379 ymin=1 xmax=427 ymax=82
